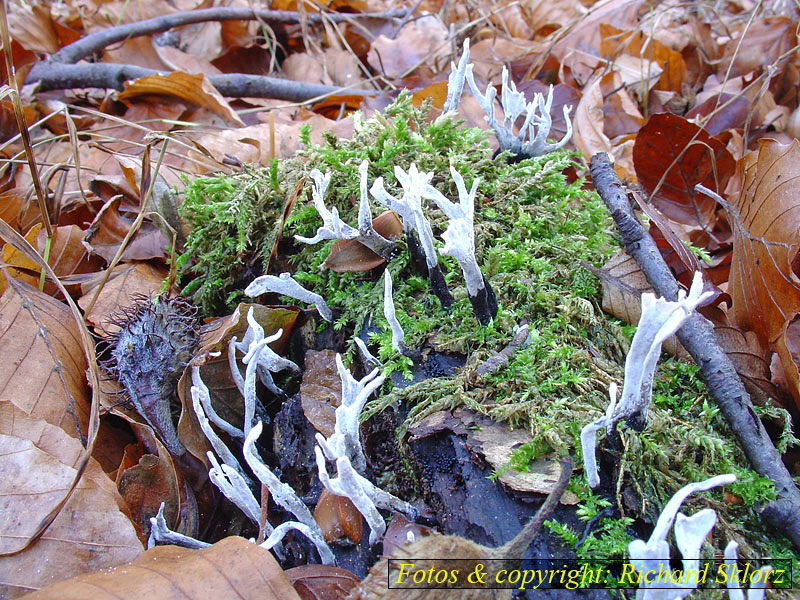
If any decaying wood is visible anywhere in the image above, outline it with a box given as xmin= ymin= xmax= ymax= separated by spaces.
xmin=347 ymin=460 xmax=573 ymax=600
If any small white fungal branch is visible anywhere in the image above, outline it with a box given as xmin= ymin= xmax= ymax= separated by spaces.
xmin=423 ymin=166 xmax=497 ymax=324
xmin=314 ymin=350 xmax=416 ymax=545
xmin=383 ymin=270 xmax=405 ymax=353
xmin=245 ymin=421 xmax=319 ymax=531
xmin=294 ymin=164 xmax=396 ymax=259
xmin=581 ymin=271 xmax=713 ymax=488
xmin=225 ymin=307 xmax=301 ymax=432
xmin=371 ymin=164 xmax=437 ymax=269
xmin=723 ymin=541 xmax=772 ymax=600
xmin=243 ymin=421 xmax=336 ymax=565
xmin=260 ymin=521 xmax=335 ymax=565
xmin=189 ymin=358 xmax=334 ymax=564
xmin=315 ymin=449 xmax=417 ymax=546
xmin=148 ymin=503 xmax=210 ymax=550
xmin=245 ymin=271 xmax=333 ymax=322
xmin=316 ymin=353 xmax=385 ymax=473
xmin=370 ymin=164 xmax=454 ymax=307
xmin=442 ymin=38 xmax=470 ymax=113
xmin=628 ymin=474 xmax=735 ymax=600
xmin=465 ymin=64 xmax=573 ymax=158
xmin=626 ymin=474 xmax=772 ymax=600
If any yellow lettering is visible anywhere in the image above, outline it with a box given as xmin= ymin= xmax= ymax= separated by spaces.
xmin=395 ymin=563 xmax=414 ymax=585
xmin=619 ymin=564 xmax=641 ymax=584
xmin=520 ymin=570 xmax=536 ymax=589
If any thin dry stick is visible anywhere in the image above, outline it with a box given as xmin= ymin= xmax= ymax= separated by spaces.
xmin=0 ymin=0 xmax=51 ymax=238
xmin=590 ymin=152 xmax=800 ymax=551
xmin=27 ymin=63 xmax=375 ymax=101
xmin=39 ymin=6 xmax=406 ymax=66
xmin=84 ymin=139 xmax=170 ymax=314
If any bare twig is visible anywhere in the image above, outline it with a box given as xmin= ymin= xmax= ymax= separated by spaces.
xmin=476 ymin=323 xmax=529 ymax=376
xmin=590 ymin=152 xmax=800 ymax=551
xmin=39 ymin=7 xmax=406 ymax=66
xmin=26 ymin=63 xmax=371 ymax=101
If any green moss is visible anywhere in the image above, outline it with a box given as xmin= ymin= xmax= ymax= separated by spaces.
xmin=177 ymin=91 xmax=799 ymax=577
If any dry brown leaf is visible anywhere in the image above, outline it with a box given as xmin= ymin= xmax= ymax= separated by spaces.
xmin=24 ymin=537 xmax=301 ymax=600
xmin=283 ymin=49 xmax=363 ymax=88
xmin=488 ymin=2 xmax=532 ymax=39
xmin=528 ymin=0 xmax=586 ymax=34
xmin=323 ymin=211 xmax=403 ymax=273
xmin=600 ymin=25 xmax=687 ymax=93
xmin=8 ymin=3 xmax=60 ymax=53
xmin=367 ymin=15 xmax=448 ymax=80
xmin=118 ymin=72 xmax=245 ymax=127
xmin=572 ymin=75 xmax=637 ymax=180
xmin=155 ymin=45 xmax=223 ymax=77
xmin=285 ymin=564 xmax=360 ymax=600
xmin=550 ymin=0 xmax=644 ymax=84
xmin=721 ymin=16 xmax=795 ymax=78
xmin=118 ymin=423 xmax=198 ymax=541
xmin=633 ymin=112 xmax=734 ymax=229
xmin=0 ymin=277 xmax=89 ymax=438
xmin=181 ymin=21 xmax=223 ymax=64
xmin=0 ymin=223 xmax=104 ymax=297
xmin=83 ymin=196 xmax=169 ymax=263
xmin=212 ymin=45 xmax=275 ymax=76
xmin=0 ymin=192 xmax=27 ymax=232
xmin=726 ymin=139 xmax=800 ymax=407
xmin=589 ymin=250 xmax=683 ymax=356
xmin=713 ymin=325 xmax=778 ymax=404
xmin=79 ymin=262 xmax=173 ymax=336
xmin=0 ymin=403 xmax=141 ymax=598
xmin=299 ymin=349 xmax=341 ymax=439
xmin=101 ymin=36 xmax=167 ymax=71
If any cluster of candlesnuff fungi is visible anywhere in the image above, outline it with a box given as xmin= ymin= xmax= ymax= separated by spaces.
xmin=626 ymin=474 xmax=772 ymax=600
xmin=149 ymin=306 xmax=415 ymax=561
xmin=579 ymin=271 xmax=775 ymax=598
xmin=275 ymin=37 xmax=576 ymax=327
xmin=144 ymin=42 xmax=774 ymax=598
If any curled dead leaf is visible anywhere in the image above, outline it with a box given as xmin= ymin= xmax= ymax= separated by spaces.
xmin=0 ymin=403 xmax=141 ymax=598
xmin=24 ymin=537 xmax=300 ymax=600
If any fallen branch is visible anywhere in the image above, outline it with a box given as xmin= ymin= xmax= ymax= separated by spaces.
xmin=40 ymin=7 xmax=407 ymax=65
xmin=26 ymin=63 xmax=369 ymax=102
xmin=476 ymin=323 xmax=529 ymax=376
xmin=589 ymin=152 xmax=800 ymax=550
xmin=24 ymin=6 xmax=406 ymax=100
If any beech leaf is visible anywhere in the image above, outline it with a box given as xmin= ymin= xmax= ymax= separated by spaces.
xmin=726 ymin=139 xmax=800 ymax=406
xmin=24 ymin=537 xmax=300 ymax=600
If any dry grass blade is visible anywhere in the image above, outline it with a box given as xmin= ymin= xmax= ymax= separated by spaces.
xmin=83 ymin=139 xmax=169 ymax=315
xmin=0 ymin=0 xmax=51 ymax=238
xmin=0 ymin=217 xmax=100 ymax=557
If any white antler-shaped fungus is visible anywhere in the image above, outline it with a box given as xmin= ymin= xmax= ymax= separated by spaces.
xmin=246 ymin=272 xmax=333 ymax=322
xmin=465 ymin=65 xmax=573 ymax=158
xmin=423 ymin=166 xmax=497 ymax=324
xmin=294 ymin=164 xmax=395 ymax=259
xmin=627 ymin=474 xmax=735 ymax=600
xmin=581 ymin=271 xmax=713 ymax=488
xmin=383 ymin=269 xmax=405 ymax=353
xmin=315 ymin=353 xmax=384 ymax=473
xmin=371 ymin=164 xmax=454 ymax=307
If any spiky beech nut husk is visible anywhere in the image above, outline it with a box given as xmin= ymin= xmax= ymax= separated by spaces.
xmin=105 ymin=295 xmax=199 ymax=456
